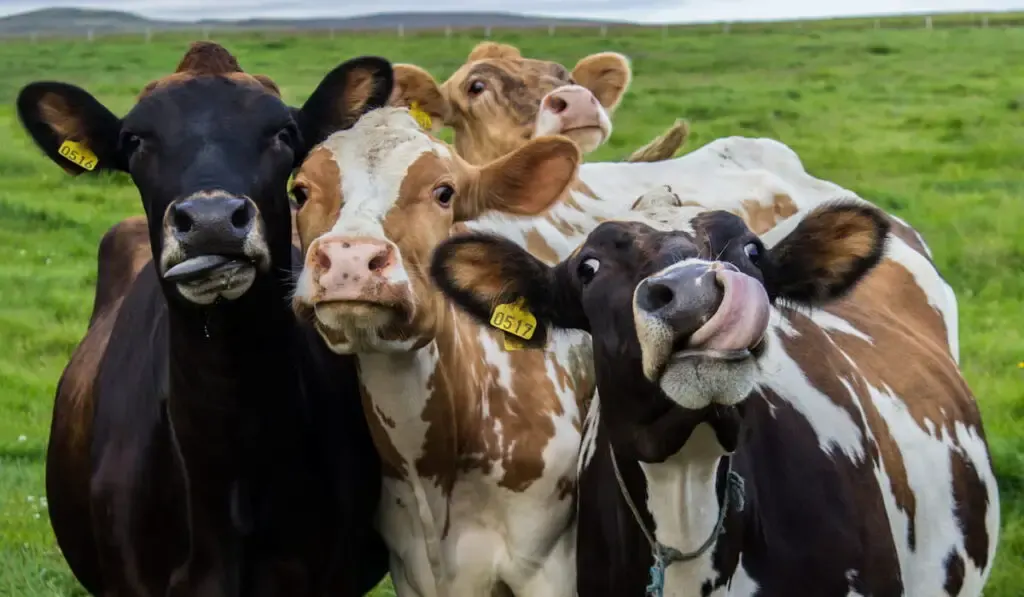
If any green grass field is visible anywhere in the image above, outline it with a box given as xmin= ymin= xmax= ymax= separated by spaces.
xmin=0 ymin=18 xmax=1022 ymax=596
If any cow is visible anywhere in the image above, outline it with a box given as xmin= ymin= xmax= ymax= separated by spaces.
xmin=17 ymin=41 xmax=392 ymax=596
xmin=429 ymin=199 xmax=1000 ymax=596
xmin=389 ymin=41 xmax=689 ymax=164
xmin=288 ymin=106 xmax=591 ymax=596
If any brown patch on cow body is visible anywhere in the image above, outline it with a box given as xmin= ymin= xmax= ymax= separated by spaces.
xmin=526 ymin=229 xmax=559 ymax=265
xmin=361 ymin=381 xmax=405 ymax=480
xmin=778 ymin=259 xmax=983 ymax=553
xmin=943 ymin=550 xmax=965 ymax=595
xmin=735 ymin=194 xmax=798 ymax=235
xmin=950 ymin=449 xmax=990 ymax=569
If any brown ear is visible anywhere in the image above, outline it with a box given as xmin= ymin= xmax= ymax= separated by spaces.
xmin=389 ymin=64 xmax=448 ymax=126
xmin=571 ymin=52 xmax=632 ymax=111
xmin=460 ymin=135 xmax=580 ymax=221
xmin=467 ymin=41 xmax=522 ymax=61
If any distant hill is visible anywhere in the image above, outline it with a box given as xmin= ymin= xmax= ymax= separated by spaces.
xmin=0 ymin=7 xmax=620 ymax=36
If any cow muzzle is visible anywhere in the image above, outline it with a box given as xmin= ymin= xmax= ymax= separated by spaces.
xmin=534 ymin=84 xmax=611 ymax=153
xmin=301 ymin=235 xmax=415 ymax=343
xmin=633 ymin=261 xmax=770 ymax=407
xmin=160 ymin=192 xmax=269 ymax=305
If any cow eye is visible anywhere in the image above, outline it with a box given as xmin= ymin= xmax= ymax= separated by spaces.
xmin=467 ymin=80 xmax=486 ymax=96
xmin=290 ymin=184 xmax=309 ymax=207
xmin=578 ymin=258 xmax=600 ymax=284
xmin=120 ymin=132 xmax=143 ymax=154
xmin=275 ymin=125 xmax=298 ymax=149
xmin=433 ymin=184 xmax=455 ymax=207
xmin=743 ymin=241 xmax=762 ymax=262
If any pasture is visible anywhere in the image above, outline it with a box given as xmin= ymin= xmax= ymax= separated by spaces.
xmin=0 ymin=19 xmax=1021 ymax=596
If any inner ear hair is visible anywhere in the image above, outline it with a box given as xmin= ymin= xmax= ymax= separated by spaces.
xmin=770 ymin=200 xmax=890 ymax=303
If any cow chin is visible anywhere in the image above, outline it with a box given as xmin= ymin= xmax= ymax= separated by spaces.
xmin=561 ymin=126 xmax=607 ymax=154
xmin=310 ymin=300 xmax=424 ymax=354
xmin=656 ymin=354 xmax=758 ymax=412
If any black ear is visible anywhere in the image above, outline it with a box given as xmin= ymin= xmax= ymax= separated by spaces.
xmin=763 ymin=200 xmax=890 ymax=304
xmin=16 ymin=82 xmax=126 ymax=175
xmin=293 ymin=56 xmax=394 ymax=159
xmin=430 ymin=233 xmax=585 ymax=349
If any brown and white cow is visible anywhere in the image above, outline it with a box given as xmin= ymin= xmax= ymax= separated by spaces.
xmin=389 ymin=41 xmax=689 ymax=164
xmin=430 ymin=199 xmax=999 ymax=596
xmin=289 ymin=107 xmax=592 ymax=595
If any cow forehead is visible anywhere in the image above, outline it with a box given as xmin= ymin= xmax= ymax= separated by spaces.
xmin=126 ymin=76 xmax=289 ymax=132
xmin=318 ymin=108 xmax=452 ymax=230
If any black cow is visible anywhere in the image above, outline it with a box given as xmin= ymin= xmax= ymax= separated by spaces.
xmin=429 ymin=201 xmax=998 ymax=596
xmin=17 ymin=42 xmax=392 ymax=596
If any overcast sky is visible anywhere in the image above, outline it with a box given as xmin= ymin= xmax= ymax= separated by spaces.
xmin=2 ymin=0 xmax=1023 ymax=23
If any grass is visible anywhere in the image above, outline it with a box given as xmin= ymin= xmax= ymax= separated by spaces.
xmin=0 ymin=17 xmax=1022 ymax=596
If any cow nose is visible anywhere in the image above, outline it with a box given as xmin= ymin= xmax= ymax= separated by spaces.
xmin=311 ymin=237 xmax=397 ymax=299
xmin=541 ymin=86 xmax=597 ymax=116
xmin=170 ymin=196 xmax=255 ymax=249
xmin=635 ymin=262 xmax=732 ymax=339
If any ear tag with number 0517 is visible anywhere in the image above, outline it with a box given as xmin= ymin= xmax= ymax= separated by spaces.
xmin=490 ymin=297 xmax=536 ymax=341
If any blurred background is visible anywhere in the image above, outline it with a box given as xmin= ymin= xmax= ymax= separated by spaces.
xmin=0 ymin=1 xmax=1021 ymax=596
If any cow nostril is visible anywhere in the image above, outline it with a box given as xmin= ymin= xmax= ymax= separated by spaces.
xmin=172 ymin=206 xmax=193 ymax=235
xmin=643 ymin=281 xmax=675 ymax=312
xmin=315 ymin=247 xmax=331 ymax=271
xmin=368 ymin=251 xmax=389 ymax=273
xmin=230 ymin=201 xmax=252 ymax=230
xmin=547 ymin=96 xmax=568 ymax=114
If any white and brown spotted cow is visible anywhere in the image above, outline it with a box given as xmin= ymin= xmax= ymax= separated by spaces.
xmin=390 ymin=41 xmax=690 ymax=164
xmin=290 ymin=108 xmax=591 ymax=596
xmin=430 ymin=197 xmax=999 ymax=596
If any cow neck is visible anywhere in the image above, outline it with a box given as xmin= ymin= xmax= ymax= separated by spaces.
xmin=633 ymin=423 xmax=744 ymax=592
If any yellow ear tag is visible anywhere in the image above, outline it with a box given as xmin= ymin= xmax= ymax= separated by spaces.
xmin=408 ymin=101 xmax=433 ymax=131
xmin=490 ymin=297 xmax=537 ymax=340
xmin=58 ymin=139 xmax=98 ymax=171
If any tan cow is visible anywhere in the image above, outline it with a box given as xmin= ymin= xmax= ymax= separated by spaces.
xmin=389 ymin=41 xmax=689 ymax=164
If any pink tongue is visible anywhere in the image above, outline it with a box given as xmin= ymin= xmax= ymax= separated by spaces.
xmin=686 ymin=269 xmax=770 ymax=352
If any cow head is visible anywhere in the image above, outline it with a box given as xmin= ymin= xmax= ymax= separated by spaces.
xmin=431 ymin=202 xmax=889 ymax=460
xmin=389 ymin=42 xmax=630 ymax=164
xmin=290 ymin=107 xmax=580 ymax=354
xmin=17 ymin=41 xmax=392 ymax=307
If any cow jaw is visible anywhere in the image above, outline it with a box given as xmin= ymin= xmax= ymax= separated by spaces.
xmin=632 ymin=260 xmax=771 ymax=410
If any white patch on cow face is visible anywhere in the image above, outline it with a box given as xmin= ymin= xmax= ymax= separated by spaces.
xmin=294 ymin=108 xmax=453 ymax=353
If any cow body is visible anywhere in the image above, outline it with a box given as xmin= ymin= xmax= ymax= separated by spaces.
xmin=19 ymin=43 xmax=392 ymax=595
xmin=430 ymin=198 xmax=998 ymax=597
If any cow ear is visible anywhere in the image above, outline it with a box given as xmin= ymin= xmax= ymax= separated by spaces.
xmin=17 ymin=81 xmax=126 ymax=175
xmin=389 ymin=64 xmax=448 ymax=131
xmin=571 ymin=52 xmax=632 ymax=111
xmin=295 ymin=56 xmax=394 ymax=155
xmin=459 ymin=135 xmax=579 ymax=222
xmin=430 ymin=233 xmax=584 ymax=348
xmin=763 ymin=201 xmax=890 ymax=304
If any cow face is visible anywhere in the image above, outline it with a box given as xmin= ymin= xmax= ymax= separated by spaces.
xmin=389 ymin=42 xmax=630 ymax=164
xmin=17 ymin=42 xmax=392 ymax=307
xmin=291 ymin=107 xmax=580 ymax=354
xmin=431 ymin=202 xmax=889 ymax=459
